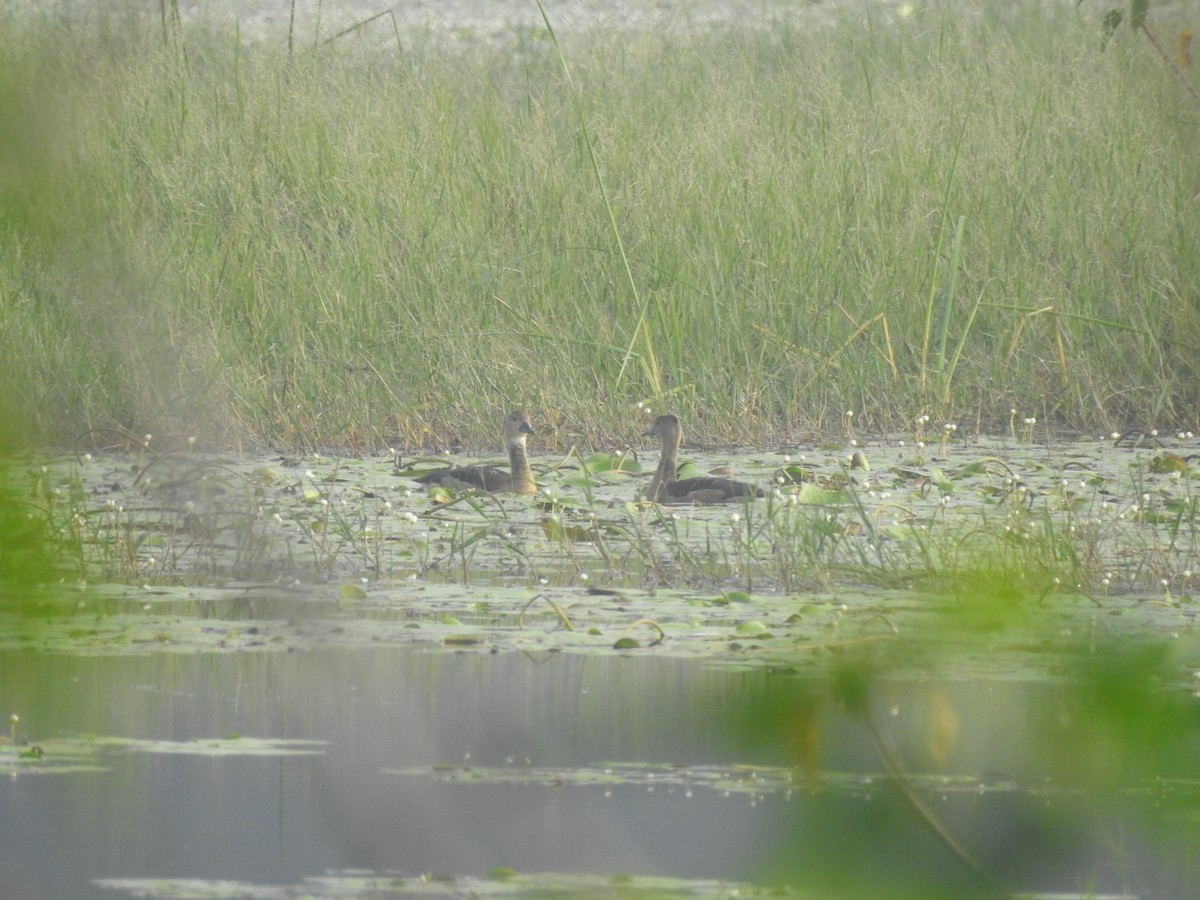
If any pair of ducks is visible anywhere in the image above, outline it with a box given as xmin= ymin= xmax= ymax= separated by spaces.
xmin=415 ymin=410 xmax=763 ymax=504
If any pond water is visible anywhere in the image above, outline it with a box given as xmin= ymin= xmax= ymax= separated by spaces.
xmin=18 ymin=0 xmax=907 ymax=48
xmin=2 ymin=646 xmax=1198 ymax=898
xmin=3 ymin=434 xmax=1200 ymax=896
xmin=1 ymin=650 xmax=792 ymax=897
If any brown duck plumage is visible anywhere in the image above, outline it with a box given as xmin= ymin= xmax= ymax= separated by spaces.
xmin=415 ymin=409 xmax=537 ymax=494
xmin=641 ymin=414 xmax=763 ymax=504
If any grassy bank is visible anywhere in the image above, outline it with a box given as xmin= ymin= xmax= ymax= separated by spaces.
xmin=1 ymin=4 xmax=1197 ymax=452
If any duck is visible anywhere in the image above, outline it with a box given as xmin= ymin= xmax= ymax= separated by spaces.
xmin=415 ymin=409 xmax=537 ymax=494
xmin=641 ymin=414 xmax=763 ymax=504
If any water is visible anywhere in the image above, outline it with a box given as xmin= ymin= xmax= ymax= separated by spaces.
xmin=10 ymin=0 xmax=894 ymax=48
xmin=1 ymin=650 xmax=798 ymax=898
xmin=5 ymin=434 xmax=1200 ymax=897
xmin=2 ymin=647 xmax=1196 ymax=898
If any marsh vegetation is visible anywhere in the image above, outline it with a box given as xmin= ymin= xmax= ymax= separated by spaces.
xmin=0 ymin=2 xmax=1197 ymax=449
xmin=3 ymin=424 xmax=1199 ymax=895
xmin=2 ymin=1 xmax=1200 ymax=897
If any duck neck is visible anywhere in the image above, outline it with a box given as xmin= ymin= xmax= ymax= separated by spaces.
xmin=647 ymin=432 xmax=680 ymax=502
xmin=507 ymin=439 xmax=535 ymax=494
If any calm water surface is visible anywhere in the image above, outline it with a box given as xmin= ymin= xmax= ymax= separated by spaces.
xmin=2 ymin=650 xmax=801 ymax=898
xmin=2 ymin=646 xmax=1194 ymax=898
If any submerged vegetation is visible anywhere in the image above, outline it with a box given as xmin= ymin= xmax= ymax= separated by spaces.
xmin=0 ymin=3 xmax=1197 ymax=450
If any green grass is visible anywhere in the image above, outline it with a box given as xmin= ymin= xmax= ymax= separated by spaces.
xmin=1 ymin=4 xmax=1198 ymax=451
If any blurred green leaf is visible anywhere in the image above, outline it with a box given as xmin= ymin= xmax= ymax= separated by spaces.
xmin=1131 ymin=0 xmax=1148 ymax=30
xmin=1102 ymin=9 xmax=1124 ymax=46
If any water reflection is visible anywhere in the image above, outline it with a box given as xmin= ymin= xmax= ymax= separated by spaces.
xmin=1 ymin=651 xmax=795 ymax=898
xmin=0 ymin=649 xmax=1195 ymax=898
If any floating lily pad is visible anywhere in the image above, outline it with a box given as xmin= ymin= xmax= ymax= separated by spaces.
xmin=94 ymin=870 xmax=789 ymax=898
xmin=90 ymin=735 xmax=329 ymax=757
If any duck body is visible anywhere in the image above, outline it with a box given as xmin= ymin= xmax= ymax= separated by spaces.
xmin=417 ymin=464 xmax=525 ymax=493
xmin=641 ymin=414 xmax=763 ymax=504
xmin=658 ymin=476 xmax=762 ymax=504
xmin=415 ymin=409 xmax=537 ymax=494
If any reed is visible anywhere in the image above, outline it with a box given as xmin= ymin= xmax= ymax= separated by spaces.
xmin=0 ymin=5 xmax=1196 ymax=450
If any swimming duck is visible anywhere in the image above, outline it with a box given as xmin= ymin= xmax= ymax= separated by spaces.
xmin=415 ymin=409 xmax=537 ymax=494
xmin=641 ymin=414 xmax=763 ymax=503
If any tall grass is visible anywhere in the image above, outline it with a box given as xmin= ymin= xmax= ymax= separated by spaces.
xmin=0 ymin=4 xmax=1197 ymax=451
